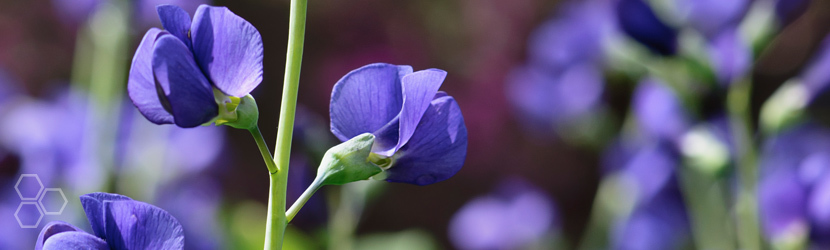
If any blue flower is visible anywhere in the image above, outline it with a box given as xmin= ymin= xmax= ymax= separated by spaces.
xmin=758 ymin=124 xmax=830 ymax=245
xmin=329 ymin=63 xmax=468 ymax=185
xmin=448 ymin=178 xmax=558 ymax=250
xmin=615 ymin=0 xmax=678 ymax=56
xmin=35 ymin=193 xmax=184 ymax=249
xmin=632 ymin=78 xmax=690 ymax=143
xmin=677 ymin=0 xmax=749 ymax=39
xmin=708 ymin=28 xmax=751 ymax=86
xmin=128 ymin=4 xmax=263 ymax=128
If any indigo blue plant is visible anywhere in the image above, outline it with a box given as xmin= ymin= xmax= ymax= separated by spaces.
xmin=35 ymin=193 xmax=184 ymax=249
xmin=328 ymin=63 xmax=468 ymax=185
xmin=128 ymin=4 xmax=263 ymax=128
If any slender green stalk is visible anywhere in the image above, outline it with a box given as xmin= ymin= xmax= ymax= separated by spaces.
xmin=285 ymin=176 xmax=323 ymax=222
xmin=264 ymin=0 xmax=307 ymax=249
xmin=678 ymin=167 xmax=736 ymax=249
xmin=250 ymin=127 xmax=278 ymax=174
xmin=727 ymin=79 xmax=762 ymax=250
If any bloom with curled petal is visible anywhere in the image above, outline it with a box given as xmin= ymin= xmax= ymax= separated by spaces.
xmin=35 ymin=192 xmax=184 ymax=250
xmin=329 ymin=63 xmax=468 ymax=185
xmin=128 ymin=4 xmax=263 ymax=128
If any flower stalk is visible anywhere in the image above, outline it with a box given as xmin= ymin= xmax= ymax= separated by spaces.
xmin=264 ymin=0 xmax=307 ymax=248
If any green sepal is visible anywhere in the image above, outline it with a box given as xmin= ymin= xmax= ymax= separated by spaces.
xmin=214 ymin=92 xmax=259 ymax=130
xmin=316 ymin=133 xmax=383 ymax=186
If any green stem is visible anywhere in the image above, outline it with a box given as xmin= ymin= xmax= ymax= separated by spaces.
xmin=250 ymin=126 xmax=278 ymax=174
xmin=727 ymin=79 xmax=762 ymax=250
xmin=264 ymin=0 xmax=307 ymax=249
xmin=285 ymin=176 xmax=323 ymax=222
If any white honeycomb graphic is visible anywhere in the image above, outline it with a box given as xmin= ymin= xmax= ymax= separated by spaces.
xmin=13 ymin=174 xmax=67 ymax=228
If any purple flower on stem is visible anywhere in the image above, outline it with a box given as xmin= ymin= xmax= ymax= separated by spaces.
xmin=35 ymin=193 xmax=184 ymax=249
xmin=615 ymin=0 xmax=678 ymax=56
xmin=329 ymin=63 xmax=468 ymax=185
xmin=128 ymin=4 xmax=263 ymax=128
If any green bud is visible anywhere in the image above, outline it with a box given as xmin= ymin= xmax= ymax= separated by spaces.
xmin=680 ymin=125 xmax=730 ymax=176
xmin=211 ymin=88 xmax=259 ymax=130
xmin=760 ymin=79 xmax=807 ymax=135
xmin=316 ymin=133 xmax=383 ymax=185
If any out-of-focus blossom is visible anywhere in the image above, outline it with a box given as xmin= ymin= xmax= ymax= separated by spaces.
xmin=156 ymin=178 xmax=224 ymax=250
xmin=36 ymin=193 xmax=184 ymax=249
xmin=449 ymin=178 xmax=558 ymax=250
xmin=507 ymin=64 xmax=605 ymax=129
xmin=129 ymin=5 xmax=263 ymax=128
xmin=604 ymin=139 xmax=679 ymax=204
xmin=677 ymin=0 xmax=749 ymax=39
xmin=632 ymin=78 xmax=690 ymax=143
xmin=708 ymin=29 xmax=751 ymax=86
xmin=507 ymin=0 xmax=612 ymax=131
xmin=286 ymin=154 xmax=328 ymax=229
xmin=612 ymin=192 xmax=689 ymax=250
xmin=758 ymin=124 xmax=830 ymax=245
xmin=329 ymin=63 xmax=467 ymax=185
xmin=775 ymin=0 xmax=810 ymax=26
xmin=759 ymin=167 xmax=809 ymax=241
xmin=527 ymin=0 xmax=614 ymax=71
xmin=614 ymin=0 xmax=678 ymax=56
xmin=799 ymin=34 xmax=830 ymax=100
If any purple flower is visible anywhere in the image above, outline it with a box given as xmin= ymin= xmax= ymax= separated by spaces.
xmin=329 ymin=63 xmax=468 ymax=185
xmin=128 ymin=4 xmax=263 ymax=128
xmin=708 ymin=28 xmax=751 ymax=86
xmin=677 ymin=0 xmax=749 ymax=38
xmin=612 ymin=192 xmax=689 ymax=250
xmin=800 ymin=34 xmax=830 ymax=99
xmin=633 ymin=78 xmax=690 ymax=143
xmin=35 ymin=193 xmax=184 ymax=249
xmin=527 ymin=0 xmax=613 ymax=71
xmin=507 ymin=64 xmax=605 ymax=130
xmin=448 ymin=178 xmax=558 ymax=250
xmin=758 ymin=125 xmax=830 ymax=244
xmin=775 ymin=0 xmax=810 ymax=26
xmin=759 ymin=168 xmax=809 ymax=240
xmin=615 ymin=0 xmax=678 ymax=56
xmin=603 ymin=139 xmax=679 ymax=204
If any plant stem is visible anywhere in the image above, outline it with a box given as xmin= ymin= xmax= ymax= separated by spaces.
xmin=728 ymin=79 xmax=762 ymax=250
xmin=250 ymin=126 xmax=278 ymax=174
xmin=285 ymin=175 xmax=323 ymax=222
xmin=264 ymin=0 xmax=307 ymax=249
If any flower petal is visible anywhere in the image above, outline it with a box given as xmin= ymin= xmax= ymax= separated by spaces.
xmin=80 ymin=192 xmax=132 ymax=239
xmin=330 ymin=63 xmax=413 ymax=142
xmin=105 ymin=200 xmax=185 ymax=250
xmin=36 ymin=221 xmax=84 ymax=250
xmin=386 ymin=95 xmax=467 ymax=185
xmin=190 ymin=5 xmax=263 ymax=97
xmin=42 ymin=231 xmax=108 ymax=250
xmin=153 ymin=34 xmax=218 ymax=128
xmin=616 ymin=0 xmax=678 ymax=56
xmin=128 ymin=28 xmax=174 ymax=125
xmin=378 ymin=69 xmax=446 ymax=156
xmin=157 ymin=5 xmax=193 ymax=48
